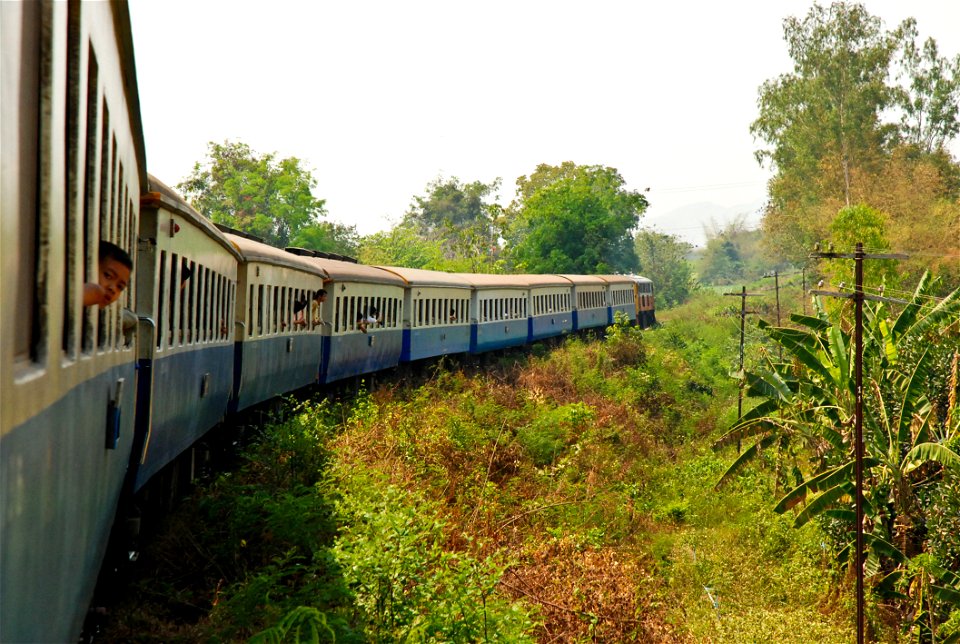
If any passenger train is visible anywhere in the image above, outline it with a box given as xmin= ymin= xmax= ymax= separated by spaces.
xmin=0 ymin=3 xmax=655 ymax=641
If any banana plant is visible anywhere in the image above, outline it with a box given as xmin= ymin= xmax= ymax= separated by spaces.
xmin=714 ymin=272 xmax=960 ymax=607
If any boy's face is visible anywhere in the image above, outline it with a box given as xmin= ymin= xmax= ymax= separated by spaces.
xmin=99 ymin=257 xmax=131 ymax=305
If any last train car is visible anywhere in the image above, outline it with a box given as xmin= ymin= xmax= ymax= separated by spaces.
xmin=0 ymin=2 xmax=146 ymax=641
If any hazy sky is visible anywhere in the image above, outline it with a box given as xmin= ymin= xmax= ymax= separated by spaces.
xmin=128 ymin=1 xmax=960 ymax=246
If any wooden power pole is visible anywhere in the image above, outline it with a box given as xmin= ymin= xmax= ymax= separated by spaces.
xmin=809 ymin=242 xmax=907 ymax=644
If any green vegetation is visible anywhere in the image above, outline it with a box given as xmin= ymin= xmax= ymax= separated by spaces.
xmin=752 ymin=2 xmax=960 ymax=286
xmin=99 ymin=281 xmax=960 ymax=641
xmin=503 ymin=162 xmax=647 ymax=274
xmin=177 ymin=141 xmax=335 ymax=250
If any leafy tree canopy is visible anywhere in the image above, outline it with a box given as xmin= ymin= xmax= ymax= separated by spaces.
xmin=634 ymin=230 xmax=696 ymax=309
xmin=178 ymin=140 xmax=326 ymax=248
xmin=504 ymin=163 xmax=647 ymax=274
xmin=290 ymin=221 xmax=360 ymax=258
xmin=399 ymin=176 xmax=502 ymax=272
xmin=753 ymin=2 xmax=960 ymax=277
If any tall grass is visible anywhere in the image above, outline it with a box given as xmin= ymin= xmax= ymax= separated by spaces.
xmin=102 ymin=293 xmax=871 ymax=641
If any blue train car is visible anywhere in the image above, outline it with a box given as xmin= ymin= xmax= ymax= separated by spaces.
xmin=521 ymin=274 xmax=574 ymax=341
xmin=225 ymin=235 xmax=330 ymax=411
xmin=377 ymin=266 xmax=472 ymax=362
xmin=0 ymin=2 xmax=146 ymax=640
xmin=596 ymin=274 xmax=639 ymax=326
xmin=305 ymin=257 xmax=406 ymax=383
xmin=130 ymin=178 xmax=242 ymax=491
xmin=467 ymin=274 xmax=531 ymax=353
xmin=561 ymin=275 xmax=609 ymax=331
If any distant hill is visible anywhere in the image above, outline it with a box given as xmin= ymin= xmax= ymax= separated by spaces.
xmin=641 ymin=200 xmax=764 ymax=247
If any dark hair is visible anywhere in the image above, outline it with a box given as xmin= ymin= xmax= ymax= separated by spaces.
xmin=314 ymin=289 xmax=327 ymax=300
xmin=99 ymin=241 xmax=133 ymax=270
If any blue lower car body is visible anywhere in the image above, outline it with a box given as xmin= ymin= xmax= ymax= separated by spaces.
xmin=401 ymin=325 xmax=471 ymax=362
xmin=1 ymin=362 xmax=136 ymax=644
xmin=133 ymin=344 xmax=234 ymax=490
xmin=232 ymin=335 xmax=323 ymax=412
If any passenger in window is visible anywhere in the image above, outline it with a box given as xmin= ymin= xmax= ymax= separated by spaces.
xmin=295 ymin=289 xmax=328 ymax=329
xmin=311 ymin=289 xmax=328 ymax=328
xmin=83 ymin=241 xmax=133 ymax=307
xmin=293 ymin=297 xmax=309 ymax=328
xmin=357 ymin=306 xmax=380 ymax=333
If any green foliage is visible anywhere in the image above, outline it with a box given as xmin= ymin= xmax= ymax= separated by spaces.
xmin=634 ymin=229 xmax=696 ymax=308
xmin=330 ymin=474 xmax=535 ymax=642
xmin=358 ymin=175 xmax=507 ymax=272
xmin=516 ymin=402 xmax=595 ymax=467
xmin=896 ymin=21 xmax=960 ymax=153
xmin=715 ymin=273 xmax=960 ymax=634
xmin=357 ymin=221 xmax=445 ymax=269
xmin=826 ymin=204 xmax=899 ymax=287
xmin=290 ymin=220 xmax=360 ymax=257
xmin=504 ymin=163 xmax=647 ymax=273
xmin=752 ymin=3 xmax=960 ymax=267
xmin=178 ymin=140 xmax=327 ymax=247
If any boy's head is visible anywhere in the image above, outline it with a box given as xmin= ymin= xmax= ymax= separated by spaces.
xmin=314 ymin=289 xmax=327 ymax=302
xmin=98 ymin=241 xmax=133 ymax=305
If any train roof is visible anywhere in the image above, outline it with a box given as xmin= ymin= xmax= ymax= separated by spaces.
xmin=514 ymin=274 xmax=574 ymax=288
xmin=594 ymin=274 xmax=641 ymax=286
xmin=225 ymin=233 xmax=329 ymax=278
xmin=375 ymin=266 xmax=472 ymax=288
xmin=557 ymin=274 xmax=607 ymax=286
xmin=302 ymin=257 xmax=406 ymax=286
xmin=143 ymin=176 xmax=242 ymax=260
xmin=461 ymin=273 xmax=531 ymax=289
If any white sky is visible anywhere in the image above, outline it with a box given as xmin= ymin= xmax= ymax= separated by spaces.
xmin=128 ymin=1 xmax=960 ymax=246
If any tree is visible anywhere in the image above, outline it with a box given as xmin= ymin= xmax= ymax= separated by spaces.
xmin=895 ymin=22 xmax=960 ymax=153
xmin=633 ymin=230 xmax=695 ymax=308
xmin=357 ymin=222 xmax=445 ymax=270
xmin=504 ymin=163 xmax=646 ymax=274
xmin=178 ymin=140 xmax=326 ymax=248
xmin=752 ymin=3 xmax=898 ymax=207
xmin=752 ymin=3 xmax=960 ymax=268
xmin=402 ymin=176 xmax=502 ymax=271
xmin=290 ymin=221 xmax=360 ymax=258
xmin=825 ymin=204 xmax=899 ymax=288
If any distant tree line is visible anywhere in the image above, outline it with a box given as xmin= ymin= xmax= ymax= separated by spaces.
xmin=175 ymin=3 xmax=959 ymax=308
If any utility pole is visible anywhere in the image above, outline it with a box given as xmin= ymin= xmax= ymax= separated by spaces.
xmin=763 ymin=271 xmax=783 ymax=361
xmin=809 ymin=242 xmax=908 ymax=644
xmin=801 ymin=265 xmax=807 ymax=316
xmin=723 ymin=286 xmax=763 ymax=452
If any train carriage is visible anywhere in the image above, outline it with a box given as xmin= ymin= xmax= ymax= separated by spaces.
xmin=560 ymin=274 xmax=609 ymax=331
xmin=303 ymin=256 xmax=406 ymax=383
xmin=521 ymin=274 xmax=574 ymax=341
xmin=632 ymin=275 xmax=657 ymax=328
xmin=130 ymin=178 xmax=242 ymax=491
xmin=0 ymin=2 xmax=146 ymax=641
xmin=225 ymin=234 xmax=330 ymax=411
xmin=376 ymin=266 xmax=472 ymax=362
xmin=467 ymin=274 xmax=531 ymax=353
xmin=596 ymin=274 xmax=639 ymax=326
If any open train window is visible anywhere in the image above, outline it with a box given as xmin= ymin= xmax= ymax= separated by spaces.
xmin=156 ymin=251 xmax=166 ymax=349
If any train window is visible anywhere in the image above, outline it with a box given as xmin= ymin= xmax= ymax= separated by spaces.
xmin=247 ymin=284 xmax=253 ymax=337
xmin=188 ymin=260 xmax=197 ymax=344
xmin=11 ymin=0 xmax=43 ymax=363
xmin=256 ymin=285 xmax=264 ymax=336
xmin=156 ymin=251 xmax=166 ymax=349
xmin=202 ymin=267 xmax=210 ymax=342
